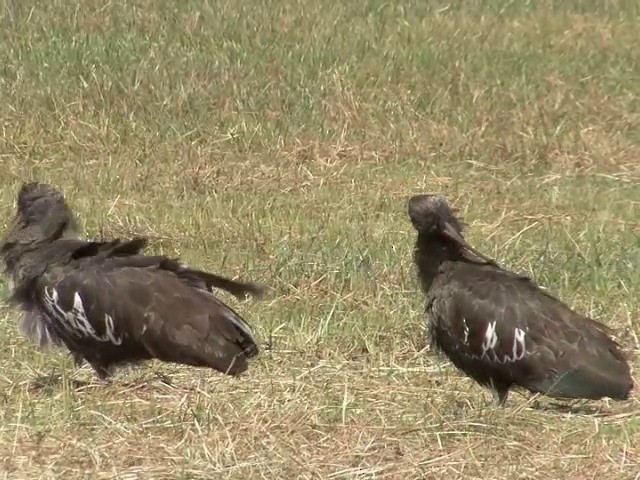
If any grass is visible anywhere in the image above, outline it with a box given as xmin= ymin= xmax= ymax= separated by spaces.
xmin=0 ymin=0 xmax=639 ymax=478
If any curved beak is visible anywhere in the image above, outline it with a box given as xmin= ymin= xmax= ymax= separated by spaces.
xmin=441 ymin=221 xmax=498 ymax=266
xmin=0 ymin=216 xmax=21 ymax=251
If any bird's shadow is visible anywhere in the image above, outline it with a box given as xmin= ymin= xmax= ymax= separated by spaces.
xmin=28 ymin=371 xmax=177 ymax=394
xmin=517 ymin=394 xmax=617 ymax=416
xmin=506 ymin=392 xmax=613 ymax=416
xmin=29 ymin=373 xmax=90 ymax=393
xmin=533 ymin=401 xmax=604 ymax=416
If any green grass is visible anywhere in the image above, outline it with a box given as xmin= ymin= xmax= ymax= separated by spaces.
xmin=0 ymin=0 xmax=639 ymax=478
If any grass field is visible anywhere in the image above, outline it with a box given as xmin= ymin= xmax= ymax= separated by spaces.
xmin=0 ymin=0 xmax=639 ymax=478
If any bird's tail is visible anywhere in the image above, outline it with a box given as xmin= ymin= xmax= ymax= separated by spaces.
xmin=141 ymin=287 xmax=260 ymax=376
xmin=540 ymin=349 xmax=634 ymax=401
xmin=159 ymin=259 xmax=265 ymax=300
xmin=86 ymin=238 xmax=266 ymax=300
xmin=197 ymin=295 xmax=260 ymax=375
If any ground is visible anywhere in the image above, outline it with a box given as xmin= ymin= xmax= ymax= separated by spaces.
xmin=0 ymin=1 xmax=639 ymax=478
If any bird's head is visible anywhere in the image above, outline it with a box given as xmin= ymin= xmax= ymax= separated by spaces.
xmin=16 ymin=182 xmax=72 ymax=222
xmin=1 ymin=182 xmax=78 ymax=258
xmin=408 ymin=194 xmax=464 ymax=235
xmin=408 ymin=194 xmax=496 ymax=266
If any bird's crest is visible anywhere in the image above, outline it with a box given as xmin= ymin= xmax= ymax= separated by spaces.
xmin=1 ymin=182 xmax=78 ymax=251
xmin=408 ymin=194 xmax=497 ymax=266
xmin=1 ymin=182 xmax=80 ymax=279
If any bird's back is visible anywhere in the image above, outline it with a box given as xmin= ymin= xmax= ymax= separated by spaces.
xmin=29 ymin=238 xmax=260 ymax=377
xmin=427 ymin=261 xmax=633 ymax=401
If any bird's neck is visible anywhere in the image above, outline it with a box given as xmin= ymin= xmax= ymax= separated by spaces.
xmin=2 ymin=244 xmax=42 ymax=283
xmin=1 ymin=237 xmax=73 ymax=292
xmin=2 ymin=221 xmax=80 ymax=279
xmin=413 ymin=233 xmax=456 ymax=293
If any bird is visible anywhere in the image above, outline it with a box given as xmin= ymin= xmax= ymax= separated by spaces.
xmin=408 ymin=193 xmax=634 ymax=406
xmin=1 ymin=182 xmax=264 ymax=381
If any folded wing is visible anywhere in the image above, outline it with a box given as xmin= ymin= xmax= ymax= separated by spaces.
xmin=34 ymin=243 xmax=260 ymax=376
xmin=430 ymin=266 xmax=632 ymax=400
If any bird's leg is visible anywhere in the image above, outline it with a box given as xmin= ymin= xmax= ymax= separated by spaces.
xmin=86 ymin=361 xmax=112 ymax=385
xmin=490 ymin=378 xmax=510 ymax=406
xmin=94 ymin=372 xmax=112 ymax=386
xmin=71 ymin=352 xmax=85 ymax=368
xmin=154 ymin=371 xmax=174 ymax=386
xmin=495 ymin=388 xmax=509 ymax=407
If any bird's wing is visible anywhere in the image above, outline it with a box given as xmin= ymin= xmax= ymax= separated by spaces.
xmin=36 ymin=262 xmax=259 ymax=375
xmin=71 ymin=237 xmax=265 ymax=300
xmin=431 ymin=273 xmax=539 ymax=366
xmin=105 ymin=255 xmax=265 ymax=300
xmin=431 ymin=267 xmax=632 ymax=399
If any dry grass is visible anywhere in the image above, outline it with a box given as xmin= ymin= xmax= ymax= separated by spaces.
xmin=0 ymin=0 xmax=639 ymax=478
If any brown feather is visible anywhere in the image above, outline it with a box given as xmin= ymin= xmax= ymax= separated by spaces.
xmin=408 ymin=193 xmax=634 ymax=405
xmin=1 ymin=182 xmax=263 ymax=381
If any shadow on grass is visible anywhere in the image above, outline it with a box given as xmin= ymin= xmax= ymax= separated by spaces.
xmin=501 ymin=389 xmax=635 ymax=417
xmin=523 ymin=395 xmax=637 ymax=418
xmin=28 ymin=371 xmax=178 ymax=394
xmin=536 ymin=401 xmax=604 ymax=416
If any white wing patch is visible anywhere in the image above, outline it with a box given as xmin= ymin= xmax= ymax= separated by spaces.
xmin=462 ymin=318 xmax=470 ymax=345
xmin=511 ymin=327 xmax=527 ymax=361
xmin=478 ymin=322 xmax=528 ymax=364
xmin=481 ymin=321 xmax=499 ymax=354
xmin=43 ymin=287 xmax=122 ymax=345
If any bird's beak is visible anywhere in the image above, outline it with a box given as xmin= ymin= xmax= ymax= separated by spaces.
xmin=441 ymin=221 xmax=497 ymax=266
xmin=0 ymin=217 xmax=20 ymax=253
xmin=1 ymin=216 xmax=20 ymax=237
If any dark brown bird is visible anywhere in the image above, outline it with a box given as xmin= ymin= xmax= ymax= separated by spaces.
xmin=408 ymin=194 xmax=634 ymax=406
xmin=1 ymin=182 xmax=264 ymax=381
